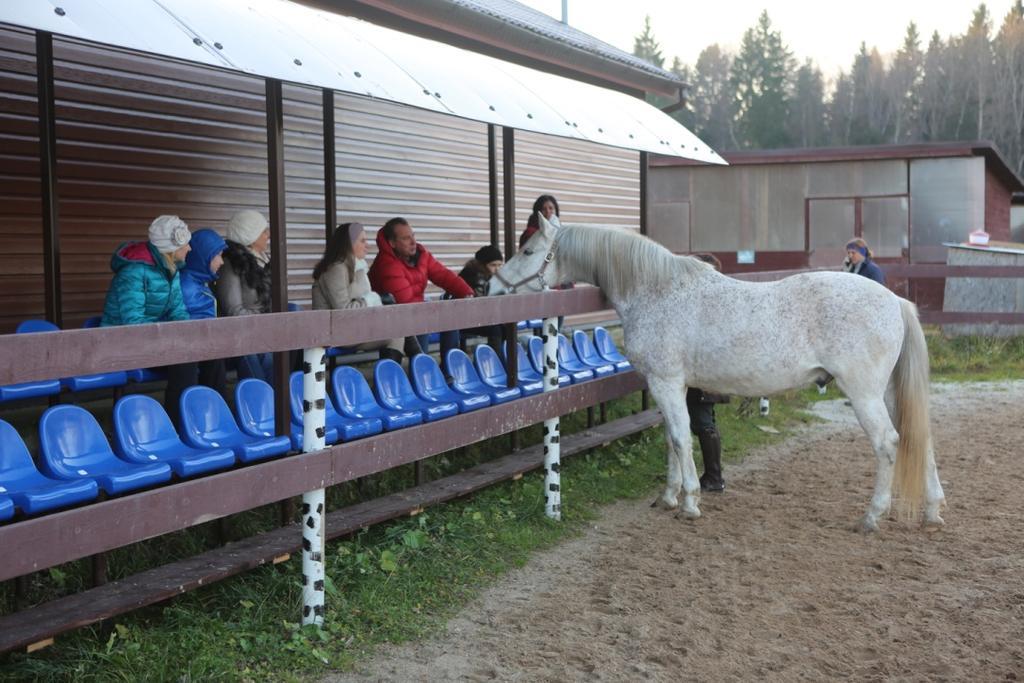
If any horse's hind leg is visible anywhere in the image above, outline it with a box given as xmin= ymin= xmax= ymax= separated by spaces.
xmin=647 ymin=376 xmax=701 ymax=518
xmin=922 ymin=445 xmax=945 ymax=527
xmin=850 ymin=390 xmax=900 ymax=532
xmin=886 ymin=384 xmax=946 ymax=527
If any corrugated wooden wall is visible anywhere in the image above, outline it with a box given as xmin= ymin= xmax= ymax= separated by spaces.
xmin=0 ymin=27 xmax=42 ymax=333
xmin=0 ymin=26 xmax=639 ymax=333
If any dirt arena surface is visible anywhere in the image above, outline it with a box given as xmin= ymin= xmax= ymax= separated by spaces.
xmin=326 ymin=381 xmax=1024 ymax=682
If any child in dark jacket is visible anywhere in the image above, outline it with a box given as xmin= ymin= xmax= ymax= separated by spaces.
xmin=456 ymin=245 xmax=505 ymax=353
xmin=179 ymin=228 xmax=229 ymax=399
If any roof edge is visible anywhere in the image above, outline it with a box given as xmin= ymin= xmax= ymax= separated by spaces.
xmin=652 ymin=141 xmax=1024 ymax=192
xmin=303 ymin=0 xmax=685 ymax=97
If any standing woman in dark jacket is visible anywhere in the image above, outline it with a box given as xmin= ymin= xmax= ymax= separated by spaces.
xmin=100 ymin=215 xmax=194 ymax=428
xmin=519 ymin=194 xmax=560 ymax=248
xmin=216 ymin=210 xmax=273 ymax=381
xmin=688 ymin=253 xmax=729 ymax=492
xmin=844 ymin=238 xmax=886 ymax=286
xmin=179 ymin=228 xmax=229 ymax=399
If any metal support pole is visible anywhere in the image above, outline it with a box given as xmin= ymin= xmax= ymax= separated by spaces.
xmin=541 ymin=317 xmax=561 ymax=520
xmin=487 ymin=124 xmax=499 ymax=249
xmin=300 ymin=347 xmax=327 ymax=627
xmin=266 ymin=78 xmax=294 ymax=527
xmin=501 ymin=127 xmax=516 ymax=264
xmin=322 ymin=88 xmax=336 ymax=241
xmin=266 ymin=78 xmax=291 ymax=439
xmin=36 ymin=31 xmax=62 ymax=327
xmin=501 ymin=126 xmax=520 ymax=451
xmin=639 ymin=151 xmax=650 ymax=411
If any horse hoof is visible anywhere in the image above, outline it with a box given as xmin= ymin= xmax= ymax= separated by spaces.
xmin=651 ymin=496 xmax=678 ymax=511
xmin=676 ymin=507 xmax=701 ymax=521
xmin=857 ymin=516 xmax=880 ymax=534
xmin=923 ymin=514 xmax=945 ymax=531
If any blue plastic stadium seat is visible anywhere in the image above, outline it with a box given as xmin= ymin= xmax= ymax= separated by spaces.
xmin=527 ymin=318 xmax=544 ymax=331
xmin=411 ymin=354 xmax=490 ymax=413
xmin=0 ymin=378 xmax=62 ymax=403
xmin=128 ymin=367 xmax=167 ymax=383
xmin=513 ymin=343 xmax=557 ymax=391
xmin=527 ymin=337 xmax=571 ymax=388
xmin=288 ymin=372 xmax=383 ymax=442
xmin=237 ymin=378 xmax=339 ymax=450
xmin=555 ymin=334 xmax=596 ymax=383
xmin=572 ymin=330 xmax=617 ymax=378
xmin=39 ymin=405 xmax=172 ymax=495
xmin=0 ymin=419 xmax=99 ymax=516
xmin=593 ymin=326 xmax=633 ymax=372
xmin=81 ymin=315 xmax=102 ymax=328
xmin=114 ymin=395 xmax=236 ymax=478
xmin=287 ymin=372 xmax=381 ymax=443
xmin=374 ymin=359 xmax=458 ymax=422
xmin=287 ymin=302 xmax=301 ymax=312
xmin=17 ymin=320 xmax=129 ymax=392
xmin=446 ymin=349 xmax=521 ymax=404
xmin=476 ymin=345 xmax=541 ymax=397
xmin=180 ymin=386 xmax=291 ymax=463
xmin=331 ymin=366 xmax=422 ymax=431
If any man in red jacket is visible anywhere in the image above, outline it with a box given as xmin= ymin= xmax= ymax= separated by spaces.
xmin=369 ymin=217 xmax=474 ymax=362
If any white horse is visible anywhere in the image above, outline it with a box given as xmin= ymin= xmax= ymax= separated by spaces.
xmin=489 ymin=216 xmax=945 ymax=531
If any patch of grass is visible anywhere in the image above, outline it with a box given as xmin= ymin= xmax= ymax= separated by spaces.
xmin=925 ymin=329 xmax=1024 ymax=381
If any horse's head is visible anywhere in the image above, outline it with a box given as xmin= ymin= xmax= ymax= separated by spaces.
xmin=488 ymin=213 xmax=566 ymax=296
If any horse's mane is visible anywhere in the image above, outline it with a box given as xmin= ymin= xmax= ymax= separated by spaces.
xmin=556 ymin=224 xmax=710 ymax=299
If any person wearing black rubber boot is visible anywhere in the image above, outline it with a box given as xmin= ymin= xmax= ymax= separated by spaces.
xmin=689 ymin=253 xmax=728 ymax=492
xmin=687 ymin=388 xmax=726 ymax=492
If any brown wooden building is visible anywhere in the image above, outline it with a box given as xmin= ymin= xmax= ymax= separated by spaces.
xmin=649 ymin=142 xmax=1024 ymax=307
xmin=0 ymin=1 xmax=710 ymax=333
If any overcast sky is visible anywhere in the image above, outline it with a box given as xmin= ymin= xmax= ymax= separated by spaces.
xmin=517 ymin=1 xmax=1015 ymax=79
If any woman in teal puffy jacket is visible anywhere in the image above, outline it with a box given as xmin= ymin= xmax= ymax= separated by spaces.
xmin=101 ymin=216 xmax=193 ymax=427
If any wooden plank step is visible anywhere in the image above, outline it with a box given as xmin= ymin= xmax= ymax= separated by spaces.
xmin=0 ymin=409 xmax=662 ymax=653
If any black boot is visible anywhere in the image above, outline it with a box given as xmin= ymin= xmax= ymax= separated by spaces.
xmin=378 ymin=348 xmax=404 ymax=364
xmin=403 ymin=336 xmax=423 ymax=358
xmin=697 ymin=427 xmax=725 ymax=492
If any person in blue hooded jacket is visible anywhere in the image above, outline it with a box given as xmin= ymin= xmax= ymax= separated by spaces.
xmin=179 ymin=228 xmax=229 ymax=399
xmin=844 ymin=238 xmax=886 ymax=286
xmin=100 ymin=215 xmax=195 ymax=428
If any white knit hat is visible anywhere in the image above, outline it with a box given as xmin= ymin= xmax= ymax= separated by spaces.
xmin=148 ymin=215 xmax=191 ymax=254
xmin=226 ymin=210 xmax=269 ymax=246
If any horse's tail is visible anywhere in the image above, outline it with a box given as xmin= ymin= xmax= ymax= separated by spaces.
xmin=891 ymin=298 xmax=932 ymax=519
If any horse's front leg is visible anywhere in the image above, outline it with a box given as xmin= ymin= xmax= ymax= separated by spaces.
xmin=647 ymin=376 xmax=701 ymax=518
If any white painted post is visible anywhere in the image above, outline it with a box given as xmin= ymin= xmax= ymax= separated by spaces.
xmin=541 ymin=317 xmax=561 ymax=520
xmin=300 ymin=347 xmax=327 ymax=627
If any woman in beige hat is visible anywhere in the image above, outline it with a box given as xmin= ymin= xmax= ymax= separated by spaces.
xmin=215 ymin=209 xmax=274 ymax=381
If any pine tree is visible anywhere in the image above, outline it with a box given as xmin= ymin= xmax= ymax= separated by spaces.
xmin=788 ymin=59 xmax=826 ymax=147
xmin=632 ymin=16 xmax=664 ymax=69
xmin=692 ymin=45 xmax=739 ymax=150
xmin=887 ymin=23 xmax=924 ymax=142
xmin=729 ymin=11 xmax=794 ymax=148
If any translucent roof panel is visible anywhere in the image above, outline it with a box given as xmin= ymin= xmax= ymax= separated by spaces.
xmin=1 ymin=0 xmax=725 ymax=163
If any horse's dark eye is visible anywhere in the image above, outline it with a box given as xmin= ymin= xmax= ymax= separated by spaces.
xmin=523 ymin=248 xmax=533 ymax=256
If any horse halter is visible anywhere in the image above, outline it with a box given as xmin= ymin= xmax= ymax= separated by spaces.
xmin=493 ymin=244 xmax=556 ymax=294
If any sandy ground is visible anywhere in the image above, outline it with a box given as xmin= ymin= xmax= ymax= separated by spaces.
xmin=325 ymin=381 xmax=1024 ymax=682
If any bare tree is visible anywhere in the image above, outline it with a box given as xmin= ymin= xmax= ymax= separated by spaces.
xmin=788 ymin=59 xmax=827 ymax=147
xmin=992 ymin=1 xmax=1024 ymax=172
xmin=691 ymin=45 xmax=739 ymax=150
